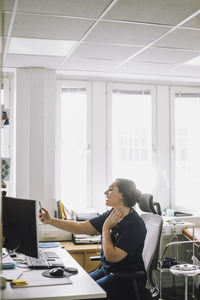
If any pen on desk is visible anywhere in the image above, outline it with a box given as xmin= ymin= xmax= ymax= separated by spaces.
xmin=16 ymin=271 xmax=24 ymax=279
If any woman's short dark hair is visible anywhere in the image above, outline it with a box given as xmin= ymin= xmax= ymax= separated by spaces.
xmin=116 ymin=178 xmax=141 ymax=208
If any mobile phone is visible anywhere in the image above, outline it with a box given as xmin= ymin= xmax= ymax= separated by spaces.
xmin=39 ymin=201 xmax=44 ymax=220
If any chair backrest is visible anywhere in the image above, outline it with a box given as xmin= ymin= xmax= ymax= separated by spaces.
xmin=141 ymin=213 xmax=163 ymax=290
xmin=138 ymin=193 xmax=162 ymax=215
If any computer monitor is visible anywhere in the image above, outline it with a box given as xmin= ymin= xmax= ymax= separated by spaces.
xmin=2 ymin=196 xmax=39 ymax=258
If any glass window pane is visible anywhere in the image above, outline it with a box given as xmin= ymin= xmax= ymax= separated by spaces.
xmin=60 ymin=88 xmax=87 ymax=211
xmin=111 ymin=91 xmax=154 ymax=192
xmin=175 ymin=95 xmax=200 ymax=209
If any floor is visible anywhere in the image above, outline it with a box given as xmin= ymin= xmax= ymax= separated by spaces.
xmin=161 ymin=286 xmax=200 ymax=300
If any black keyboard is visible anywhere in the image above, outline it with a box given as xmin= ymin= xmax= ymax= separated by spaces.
xmin=26 ymin=250 xmax=64 ymax=269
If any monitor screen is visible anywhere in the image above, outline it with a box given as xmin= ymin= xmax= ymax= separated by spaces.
xmin=2 ymin=196 xmax=39 ymax=258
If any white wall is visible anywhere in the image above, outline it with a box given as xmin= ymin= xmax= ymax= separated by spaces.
xmin=16 ymin=68 xmax=56 ymax=214
xmin=92 ymin=81 xmax=107 ymax=212
xmin=156 ymin=85 xmax=171 ymax=209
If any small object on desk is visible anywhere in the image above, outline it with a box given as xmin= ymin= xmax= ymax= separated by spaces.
xmin=72 ymin=233 xmax=101 ymax=244
xmin=2 ymin=252 xmax=17 ymax=267
xmin=2 ymin=263 xmax=17 ymax=270
xmin=42 ymin=267 xmax=78 ymax=278
xmin=11 ymin=280 xmax=28 ymax=287
xmin=42 ymin=268 xmax=66 ymax=278
xmin=44 ymin=251 xmax=59 ymax=258
xmin=50 ymin=261 xmax=64 ymax=268
xmin=64 ymin=267 xmax=78 ymax=275
xmin=50 ymin=267 xmax=64 ymax=277
xmin=39 ymin=242 xmax=61 ymax=248
xmin=174 ymin=211 xmax=193 ymax=217
xmin=75 ymin=209 xmax=99 ymax=221
xmin=164 ymin=208 xmax=193 ymax=217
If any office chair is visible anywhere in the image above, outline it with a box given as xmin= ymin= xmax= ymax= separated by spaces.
xmin=90 ymin=194 xmax=163 ymax=300
xmin=112 ymin=194 xmax=163 ymax=300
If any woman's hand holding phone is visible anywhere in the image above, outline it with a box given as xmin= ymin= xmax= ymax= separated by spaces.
xmin=38 ymin=202 xmax=51 ymax=224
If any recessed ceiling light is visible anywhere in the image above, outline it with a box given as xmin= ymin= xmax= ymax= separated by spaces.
xmin=184 ymin=56 xmax=200 ymax=66
xmin=9 ymin=37 xmax=77 ymax=56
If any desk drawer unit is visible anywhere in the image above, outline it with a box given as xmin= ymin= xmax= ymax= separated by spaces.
xmin=61 ymin=242 xmax=101 ymax=273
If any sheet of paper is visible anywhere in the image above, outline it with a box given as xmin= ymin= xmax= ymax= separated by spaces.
xmin=11 ymin=277 xmax=72 ymax=288
xmin=3 ymin=269 xmax=23 ymax=281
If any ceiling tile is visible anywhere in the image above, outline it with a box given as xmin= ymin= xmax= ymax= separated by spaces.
xmin=3 ymin=12 xmax=12 ymax=36
xmin=2 ymin=0 xmax=15 ymax=11
xmin=9 ymin=37 xmax=77 ymax=56
xmin=85 ymin=21 xmax=171 ymax=45
xmin=4 ymin=54 xmax=64 ymax=68
xmin=11 ymin=13 xmax=94 ymax=40
xmin=71 ymin=42 xmax=142 ymax=60
xmin=118 ymin=61 xmax=175 ymax=75
xmin=104 ymin=0 xmax=200 ymax=26
xmin=62 ymin=57 xmax=119 ymax=71
xmin=182 ymin=14 xmax=200 ymax=29
xmin=132 ymin=47 xmax=200 ymax=64
xmin=17 ymin=0 xmax=113 ymax=18
xmin=2 ymin=0 xmax=200 ymax=80
xmin=184 ymin=55 xmax=200 ymax=66
xmin=154 ymin=28 xmax=200 ymax=51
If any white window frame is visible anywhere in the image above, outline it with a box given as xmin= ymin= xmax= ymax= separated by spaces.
xmin=56 ymin=80 xmax=92 ymax=208
xmin=107 ymin=82 xmax=157 ymax=196
xmin=170 ymin=86 xmax=200 ymax=210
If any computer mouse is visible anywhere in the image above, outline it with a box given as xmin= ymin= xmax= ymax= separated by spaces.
xmin=49 ymin=267 xmax=64 ymax=277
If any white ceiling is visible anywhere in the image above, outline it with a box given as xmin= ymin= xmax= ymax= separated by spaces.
xmin=2 ymin=0 xmax=200 ymax=81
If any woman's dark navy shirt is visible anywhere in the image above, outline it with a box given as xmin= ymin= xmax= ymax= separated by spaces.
xmin=89 ymin=209 xmax=147 ymax=273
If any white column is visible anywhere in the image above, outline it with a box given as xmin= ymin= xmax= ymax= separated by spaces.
xmin=156 ymin=85 xmax=170 ymax=209
xmin=16 ymin=68 xmax=30 ymax=198
xmin=92 ymin=81 xmax=107 ymax=212
xmin=16 ymin=68 xmax=56 ymax=214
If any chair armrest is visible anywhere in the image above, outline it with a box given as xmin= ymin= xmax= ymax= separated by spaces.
xmin=90 ymin=256 xmax=101 ymax=261
xmin=111 ymin=270 xmax=145 ymax=279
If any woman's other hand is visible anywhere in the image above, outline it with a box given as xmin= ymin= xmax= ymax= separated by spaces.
xmin=39 ymin=207 xmax=51 ymax=224
xmin=103 ymin=209 xmax=123 ymax=230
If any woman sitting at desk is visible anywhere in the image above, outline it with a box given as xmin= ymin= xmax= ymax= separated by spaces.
xmin=39 ymin=178 xmax=148 ymax=300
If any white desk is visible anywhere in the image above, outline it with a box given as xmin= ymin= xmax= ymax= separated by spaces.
xmin=2 ymin=247 xmax=106 ymax=300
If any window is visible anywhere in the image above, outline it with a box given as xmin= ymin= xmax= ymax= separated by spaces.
xmin=171 ymin=89 xmax=200 ymax=210
xmin=54 ymin=80 xmax=200 ymax=213
xmin=107 ymin=84 xmax=156 ymax=193
xmin=56 ymin=81 xmax=91 ymax=211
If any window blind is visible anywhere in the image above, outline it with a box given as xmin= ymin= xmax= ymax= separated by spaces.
xmin=175 ymin=93 xmax=200 ymax=98
xmin=112 ymin=89 xmax=150 ymax=95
